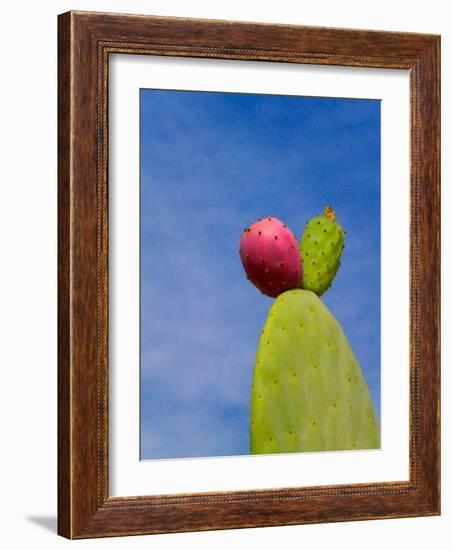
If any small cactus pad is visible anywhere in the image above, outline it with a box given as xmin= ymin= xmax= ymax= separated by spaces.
xmin=250 ymin=289 xmax=379 ymax=454
xmin=240 ymin=217 xmax=303 ymax=298
xmin=299 ymin=206 xmax=345 ymax=296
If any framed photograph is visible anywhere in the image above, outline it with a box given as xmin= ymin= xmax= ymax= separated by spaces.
xmin=58 ymin=11 xmax=440 ymax=539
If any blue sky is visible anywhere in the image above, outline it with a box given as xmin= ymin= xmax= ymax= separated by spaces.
xmin=140 ymin=89 xmax=381 ymax=460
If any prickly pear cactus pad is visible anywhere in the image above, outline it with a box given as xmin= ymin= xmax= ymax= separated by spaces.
xmin=250 ymin=289 xmax=380 ymax=454
xmin=299 ymin=206 xmax=345 ymax=296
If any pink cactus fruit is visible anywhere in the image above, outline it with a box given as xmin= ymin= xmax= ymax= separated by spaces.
xmin=239 ymin=217 xmax=303 ymax=298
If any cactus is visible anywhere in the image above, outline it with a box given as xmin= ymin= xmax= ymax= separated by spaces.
xmin=240 ymin=217 xmax=303 ymax=298
xmin=299 ymin=206 xmax=345 ymax=296
xmin=239 ymin=208 xmax=379 ymax=455
xmin=250 ymin=289 xmax=379 ymax=454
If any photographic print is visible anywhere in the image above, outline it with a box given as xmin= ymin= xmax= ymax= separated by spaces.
xmin=139 ymin=89 xmax=381 ymax=460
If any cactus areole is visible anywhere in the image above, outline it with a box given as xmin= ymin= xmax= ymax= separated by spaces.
xmin=239 ymin=217 xmax=303 ymax=298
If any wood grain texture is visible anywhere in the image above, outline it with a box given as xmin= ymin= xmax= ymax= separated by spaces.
xmin=57 ymin=10 xmax=440 ymax=539
xmin=57 ymin=10 xmax=72 ymax=538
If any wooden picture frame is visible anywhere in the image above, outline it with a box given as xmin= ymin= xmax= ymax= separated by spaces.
xmin=58 ymin=10 xmax=440 ymax=539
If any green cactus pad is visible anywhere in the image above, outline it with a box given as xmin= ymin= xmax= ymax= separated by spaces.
xmin=299 ymin=206 xmax=345 ymax=296
xmin=250 ymin=289 xmax=379 ymax=454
